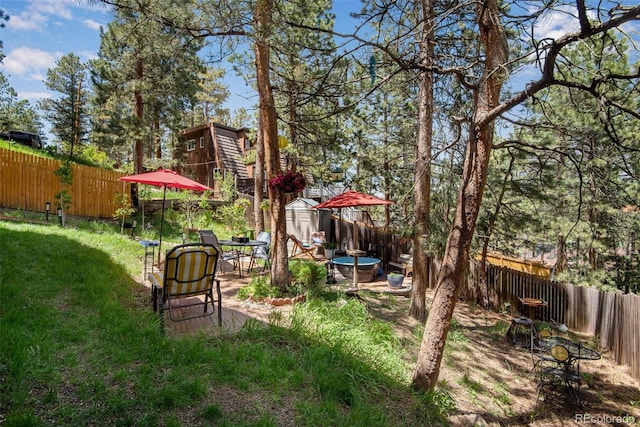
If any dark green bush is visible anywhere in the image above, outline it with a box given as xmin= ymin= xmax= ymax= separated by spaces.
xmin=289 ymin=260 xmax=326 ymax=294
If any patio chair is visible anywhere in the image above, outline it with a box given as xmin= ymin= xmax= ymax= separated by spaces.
xmin=248 ymin=231 xmax=271 ymax=272
xmin=288 ymin=234 xmax=320 ymax=260
xmin=199 ymin=229 xmax=240 ymax=273
xmin=535 ymin=343 xmax=582 ymax=406
xmin=389 ymin=253 xmax=413 ymax=277
xmin=148 ymin=243 xmax=222 ymax=326
xmin=310 ymin=231 xmax=327 ymax=256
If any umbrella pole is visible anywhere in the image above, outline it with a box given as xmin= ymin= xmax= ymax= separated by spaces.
xmin=157 ymin=185 xmax=167 ymax=265
xmin=338 ymin=210 xmax=342 ymax=250
xmin=353 ymin=220 xmax=358 ymax=250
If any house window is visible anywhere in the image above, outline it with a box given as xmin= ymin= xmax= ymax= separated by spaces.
xmin=199 ymin=136 xmax=204 ymax=148
xmin=187 ymin=139 xmax=196 ymax=151
xmin=213 ymin=168 xmax=222 ymax=181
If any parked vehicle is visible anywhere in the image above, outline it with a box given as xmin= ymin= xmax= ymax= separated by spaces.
xmin=0 ymin=130 xmax=43 ymax=149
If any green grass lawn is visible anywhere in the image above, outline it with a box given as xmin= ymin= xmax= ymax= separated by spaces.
xmin=0 ymin=219 xmax=454 ymax=426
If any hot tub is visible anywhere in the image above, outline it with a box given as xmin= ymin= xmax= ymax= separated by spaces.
xmin=332 ymin=256 xmax=381 ymax=283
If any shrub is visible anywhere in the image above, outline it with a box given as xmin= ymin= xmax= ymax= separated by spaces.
xmin=237 ymin=275 xmax=280 ymax=300
xmin=289 ymin=260 xmax=326 ymax=294
xmin=216 ymin=198 xmax=250 ymax=236
xmin=237 ymin=260 xmax=327 ymax=300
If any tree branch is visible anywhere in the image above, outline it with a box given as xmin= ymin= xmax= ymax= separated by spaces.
xmin=479 ymin=4 xmax=640 ymax=127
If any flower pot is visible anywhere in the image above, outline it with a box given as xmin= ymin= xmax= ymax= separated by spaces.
xmin=324 ymin=249 xmax=335 ymax=259
xmin=387 ymin=274 xmax=405 ymax=288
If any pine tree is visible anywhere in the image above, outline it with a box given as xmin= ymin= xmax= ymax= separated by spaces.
xmin=484 ymin=36 xmax=640 ymax=287
xmin=91 ymin=0 xmax=205 ymax=172
xmin=39 ymin=54 xmax=89 ymax=159
xmin=0 ymin=72 xmax=43 ymax=136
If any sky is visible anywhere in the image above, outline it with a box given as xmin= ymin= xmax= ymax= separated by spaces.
xmin=0 ymin=0 xmax=258 ymax=115
xmin=0 ymin=0 xmax=361 ymax=118
xmin=1 ymin=0 xmax=638 ymax=133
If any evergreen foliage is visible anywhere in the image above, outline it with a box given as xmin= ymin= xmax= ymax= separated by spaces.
xmin=90 ymin=0 xmax=209 ymax=168
xmin=0 ymin=73 xmax=43 ymax=136
xmin=483 ymin=37 xmax=640 ymax=290
xmin=39 ymin=54 xmax=90 ymax=159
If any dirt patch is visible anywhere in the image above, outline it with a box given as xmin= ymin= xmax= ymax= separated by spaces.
xmin=358 ymin=286 xmax=640 ymax=426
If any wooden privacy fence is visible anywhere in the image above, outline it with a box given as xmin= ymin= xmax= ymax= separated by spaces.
xmin=321 ymin=217 xmax=639 ymax=380
xmin=0 ymin=148 xmax=126 ymax=218
xmin=462 ymin=260 xmax=640 ymax=381
xmin=465 ymin=261 xmax=567 ymax=323
xmin=332 ymin=216 xmax=411 ymax=268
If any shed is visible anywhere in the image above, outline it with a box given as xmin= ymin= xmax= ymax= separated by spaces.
xmin=285 ymin=198 xmax=332 ymax=244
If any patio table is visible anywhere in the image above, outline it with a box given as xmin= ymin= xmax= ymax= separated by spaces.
xmin=519 ymin=297 xmax=548 ymax=320
xmin=139 ymin=239 xmax=159 ymax=279
xmin=537 ymin=336 xmax=601 ymax=361
xmin=535 ymin=336 xmax=600 ymax=406
xmin=218 ymin=239 xmax=268 ymax=278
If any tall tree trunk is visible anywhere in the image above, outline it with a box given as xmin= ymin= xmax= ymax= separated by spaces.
xmin=287 ymin=83 xmax=298 ymax=155
xmin=71 ymin=78 xmax=82 ymax=160
xmin=254 ymin=123 xmax=265 ymax=233
xmin=383 ymin=103 xmax=391 ymax=228
xmin=255 ymin=0 xmax=288 ymax=289
xmin=154 ymin=109 xmax=162 ymax=159
xmin=557 ymin=234 xmax=568 ymax=273
xmin=412 ymin=0 xmax=508 ymax=390
xmin=587 ymin=135 xmax=598 ymax=269
xmin=134 ymin=56 xmax=144 ymax=174
xmin=409 ymin=0 xmax=434 ymax=322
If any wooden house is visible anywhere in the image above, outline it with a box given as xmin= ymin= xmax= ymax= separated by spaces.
xmin=177 ymin=122 xmax=318 ymax=202
xmin=178 ymin=123 xmax=255 ymax=196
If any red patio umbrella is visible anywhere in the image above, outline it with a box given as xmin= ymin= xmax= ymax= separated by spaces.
xmin=119 ymin=169 xmax=212 ymax=263
xmin=313 ymin=190 xmax=393 ymax=209
xmin=314 ymin=190 xmax=393 ymax=250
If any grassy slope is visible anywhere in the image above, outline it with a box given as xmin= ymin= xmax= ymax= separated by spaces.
xmin=0 ymin=140 xmax=114 ymax=170
xmin=0 ymin=220 xmax=453 ymax=427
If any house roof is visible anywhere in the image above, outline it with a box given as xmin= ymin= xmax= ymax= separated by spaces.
xmin=181 ymin=123 xmax=317 ymax=187
xmin=213 ymin=126 xmax=249 ymax=179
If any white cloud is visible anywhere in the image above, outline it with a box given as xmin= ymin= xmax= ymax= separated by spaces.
xmin=83 ymin=18 xmax=103 ymax=31
xmin=533 ymin=5 xmax=601 ymax=41
xmin=534 ymin=7 xmax=580 ymax=41
xmin=34 ymin=0 xmax=74 ymax=20
xmin=1 ymin=47 xmax=61 ymax=79
xmin=6 ymin=11 xmax=49 ymax=31
xmin=34 ymin=0 xmax=109 ymax=17
xmin=6 ymin=0 xmax=98 ymax=32
xmin=18 ymin=91 xmax=53 ymax=101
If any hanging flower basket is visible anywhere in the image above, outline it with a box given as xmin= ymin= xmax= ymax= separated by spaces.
xmin=268 ymin=170 xmax=307 ymax=193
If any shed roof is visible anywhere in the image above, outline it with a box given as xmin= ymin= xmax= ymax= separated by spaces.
xmin=285 ymin=197 xmax=319 ymax=209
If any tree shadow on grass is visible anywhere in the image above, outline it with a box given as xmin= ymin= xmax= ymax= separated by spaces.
xmin=355 ymin=288 xmax=639 ymax=426
xmin=447 ymin=304 xmax=640 ymax=426
xmin=1 ymin=224 xmax=458 ymax=426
